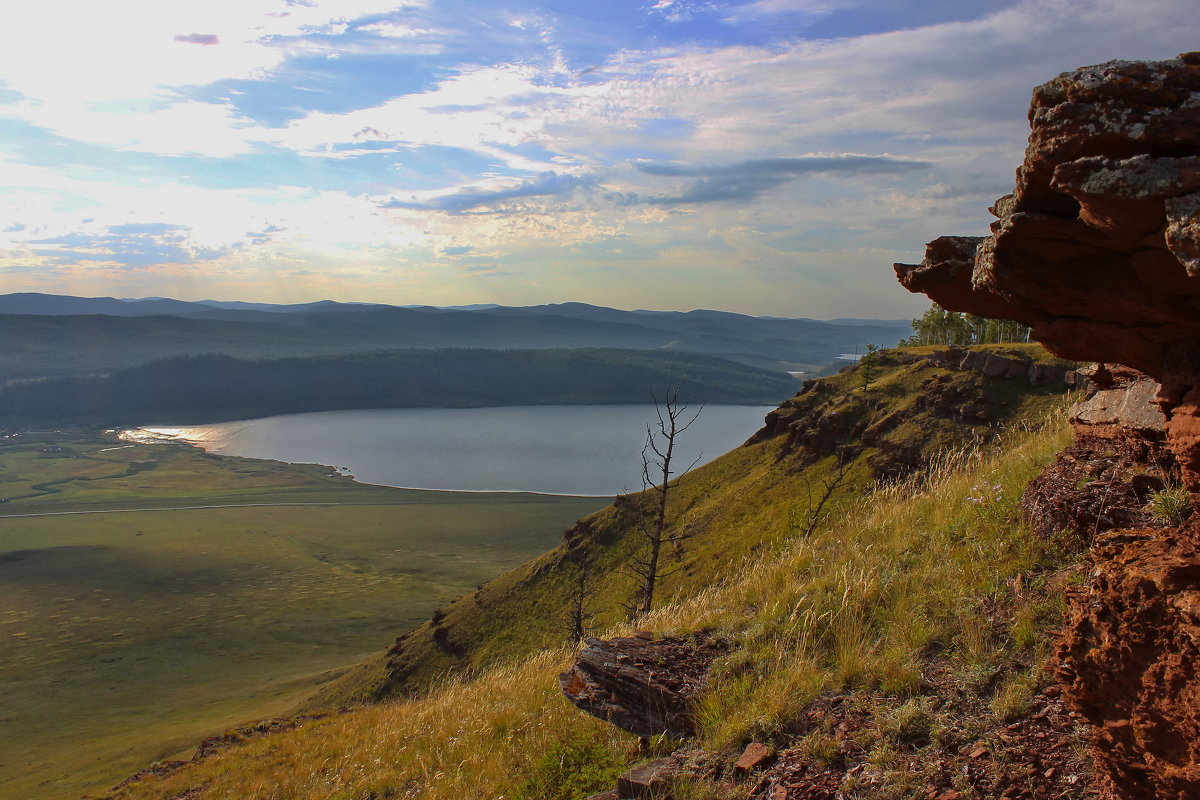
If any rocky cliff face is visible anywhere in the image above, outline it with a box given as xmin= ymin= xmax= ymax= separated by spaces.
xmin=897 ymin=54 xmax=1200 ymax=799
xmin=896 ymin=53 xmax=1200 ymax=495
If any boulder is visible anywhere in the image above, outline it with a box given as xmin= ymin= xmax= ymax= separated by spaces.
xmin=1071 ymin=380 xmax=1166 ymax=435
xmin=559 ymin=634 xmax=725 ymax=739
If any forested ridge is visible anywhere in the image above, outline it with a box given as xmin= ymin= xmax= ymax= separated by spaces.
xmin=0 ymin=348 xmax=797 ymax=425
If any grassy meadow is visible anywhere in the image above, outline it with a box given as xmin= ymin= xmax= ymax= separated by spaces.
xmin=0 ymin=430 xmax=606 ymax=799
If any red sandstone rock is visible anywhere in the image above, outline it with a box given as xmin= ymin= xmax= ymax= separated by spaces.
xmin=894 ymin=54 xmax=1200 ymax=495
xmin=896 ymin=54 xmax=1200 ymax=799
xmin=734 ymin=742 xmax=773 ymax=774
xmin=1057 ymin=523 xmax=1200 ymax=797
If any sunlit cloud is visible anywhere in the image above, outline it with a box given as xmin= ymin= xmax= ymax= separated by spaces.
xmin=0 ymin=0 xmax=1194 ymax=316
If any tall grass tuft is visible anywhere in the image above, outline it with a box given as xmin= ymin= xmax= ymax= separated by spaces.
xmin=1147 ymin=484 xmax=1193 ymax=525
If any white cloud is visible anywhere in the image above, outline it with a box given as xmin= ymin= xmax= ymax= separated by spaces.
xmin=11 ymin=98 xmax=267 ymax=157
xmin=272 ymin=0 xmax=1156 ymax=179
xmin=357 ymin=21 xmax=443 ymax=38
xmin=275 ymin=63 xmax=575 ymax=169
xmin=0 ymin=0 xmax=430 ymax=101
xmin=0 ymin=1 xmax=433 ymax=156
xmin=721 ymin=0 xmax=855 ymax=23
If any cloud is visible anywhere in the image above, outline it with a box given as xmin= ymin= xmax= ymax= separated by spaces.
xmin=246 ymin=223 xmax=286 ymax=245
xmin=28 ymin=223 xmax=228 ymax=267
xmin=721 ymin=0 xmax=854 ymax=23
xmin=173 ymin=33 xmax=220 ymax=46
xmin=635 ymin=154 xmax=929 ymax=204
xmin=356 ymin=22 xmax=442 ymax=38
xmin=274 ymin=62 xmax=573 ymax=171
xmin=383 ymin=173 xmax=596 ymax=213
xmin=636 ymin=155 xmax=929 ymax=178
xmin=0 ymin=1 xmax=419 ymax=103
xmin=9 ymin=98 xmax=269 ymax=158
xmin=646 ymin=0 xmax=717 ymax=23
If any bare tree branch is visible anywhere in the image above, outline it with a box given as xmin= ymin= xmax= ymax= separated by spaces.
xmin=803 ymin=450 xmax=854 ymax=538
xmin=628 ymin=383 xmax=704 ymax=619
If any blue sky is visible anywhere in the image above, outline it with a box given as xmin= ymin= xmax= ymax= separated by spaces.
xmin=0 ymin=0 xmax=1195 ymax=316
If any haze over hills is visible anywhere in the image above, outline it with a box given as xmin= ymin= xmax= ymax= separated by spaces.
xmin=0 ymin=293 xmax=912 ymax=385
xmin=0 ymin=349 xmax=798 ymax=426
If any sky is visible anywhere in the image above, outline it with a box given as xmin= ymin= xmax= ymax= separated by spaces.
xmin=0 ymin=0 xmax=1195 ymax=317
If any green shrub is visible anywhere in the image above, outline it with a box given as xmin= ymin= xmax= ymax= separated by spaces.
xmin=511 ymin=732 xmax=627 ymax=800
xmin=1147 ymin=485 xmax=1193 ymax=525
xmin=881 ymin=698 xmax=934 ymax=748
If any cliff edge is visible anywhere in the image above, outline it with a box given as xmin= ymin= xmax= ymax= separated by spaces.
xmin=897 ymin=54 xmax=1200 ymax=798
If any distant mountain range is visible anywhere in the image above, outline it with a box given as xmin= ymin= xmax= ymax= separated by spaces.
xmin=0 ymin=293 xmax=912 ymax=386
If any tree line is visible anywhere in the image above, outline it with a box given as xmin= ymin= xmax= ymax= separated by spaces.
xmin=902 ymin=303 xmax=1031 ymax=347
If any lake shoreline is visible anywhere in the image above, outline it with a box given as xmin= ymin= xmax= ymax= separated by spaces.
xmin=134 ymin=404 xmax=773 ymax=497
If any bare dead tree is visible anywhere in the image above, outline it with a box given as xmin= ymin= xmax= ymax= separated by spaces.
xmin=802 ymin=449 xmax=854 ymax=538
xmin=562 ymin=564 xmax=600 ymax=644
xmin=627 ymin=385 xmax=703 ymax=619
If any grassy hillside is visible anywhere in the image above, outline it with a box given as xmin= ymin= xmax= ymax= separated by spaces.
xmin=0 ymin=430 xmax=605 ymax=800
xmin=317 ymin=345 xmax=1075 ymax=704
xmin=102 ymin=346 xmax=1086 ymax=800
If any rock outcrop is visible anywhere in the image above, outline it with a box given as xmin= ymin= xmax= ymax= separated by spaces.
xmin=896 ymin=54 xmax=1200 ymax=799
xmin=1020 ymin=373 xmax=1177 ymax=543
xmin=559 ymin=633 xmax=724 ymax=739
xmin=748 ymin=346 xmax=1076 ymax=481
xmin=1057 ymin=524 xmax=1200 ymax=797
xmin=895 ymin=53 xmax=1200 ymax=495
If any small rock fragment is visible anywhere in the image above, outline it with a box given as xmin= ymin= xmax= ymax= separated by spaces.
xmin=616 ymin=758 xmax=677 ymax=799
xmin=734 ymin=742 xmax=773 ymax=774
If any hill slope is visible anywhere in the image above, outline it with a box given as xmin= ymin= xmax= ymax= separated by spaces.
xmin=100 ymin=346 xmax=1095 ymax=800
xmin=317 ymin=344 xmax=1079 ymax=704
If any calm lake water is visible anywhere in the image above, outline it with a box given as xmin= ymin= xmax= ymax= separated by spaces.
xmin=139 ymin=405 xmax=775 ymax=496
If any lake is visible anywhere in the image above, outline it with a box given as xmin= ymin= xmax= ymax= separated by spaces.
xmin=138 ymin=404 xmax=774 ymax=496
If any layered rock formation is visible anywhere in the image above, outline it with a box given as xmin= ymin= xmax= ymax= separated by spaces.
xmin=895 ymin=53 xmax=1200 ymax=495
xmin=559 ymin=633 xmax=724 ymax=739
xmin=896 ymin=54 xmax=1200 ymax=798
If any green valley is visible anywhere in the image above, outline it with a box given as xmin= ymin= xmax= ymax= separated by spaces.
xmin=0 ymin=430 xmax=606 ymax=799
